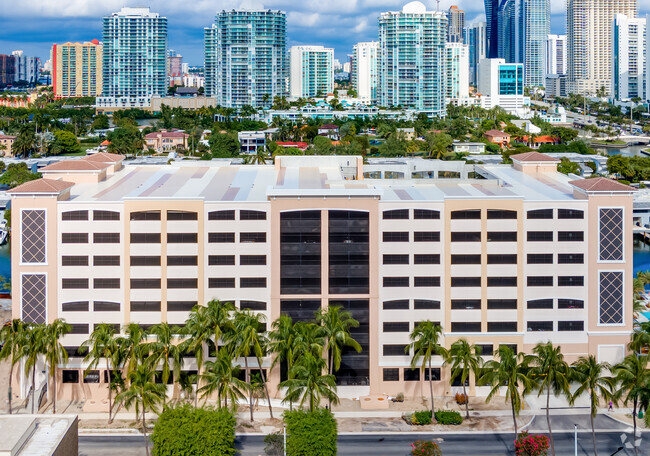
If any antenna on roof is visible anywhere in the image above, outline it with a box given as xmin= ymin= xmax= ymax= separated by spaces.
xmin=436 ymin=0 xmax=441 ymax=11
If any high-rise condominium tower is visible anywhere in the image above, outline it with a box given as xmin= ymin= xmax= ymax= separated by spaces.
xmin=567 ymin=0 xmax=637 ymax=96
xmin=205 ymin=9 xmax=287 ymax=108
xmin=465 ymin=21 xmax=487 ymax=86
xmin=448 ymin=6 xmax=465 ymax=43
xmin=102 ymin=8 xmax=167 ymax=100
xmin=611 ymin=14 xmax=646 ymax=101
xmin=378 ymin=1 xmax=447 ymax=116
xmin=352 ymin=42 xmax=379 ymax=103
xmin=445 ymin=43 xmax=470 ymax=100
xmin=52 ymin=40 xmax=103 ymax=98
xmin=289 ymin=46 xmax=334 ymax=98
xmin=484 ymin=0 xmax=500 ymax=58
xmin=545 ymin=34 xmax=567 ymax=76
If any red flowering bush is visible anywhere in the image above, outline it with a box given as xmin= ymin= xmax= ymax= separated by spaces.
xmin=410 ymin=440 xmax=442 ymax=456
xmin=514 ymin=432 xmax=550 ymax=456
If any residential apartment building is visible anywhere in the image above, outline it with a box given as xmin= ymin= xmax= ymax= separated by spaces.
xmin=0 ymin=55 xmax=15 ymax=87
xmin=611 ymin=14 xmax=646 ymax=101
xmin=378 ymin=2 xmax=447 ymax=116
xmin=497 ymin=0 xmax=524 ymax=65
xmin=465 ymin=22 xmax=487 ymax=86
xmin=204 ymin=9 xmax=287 ymax=108
xmin=289 ymin=46 xmax=334 ymax=99
xmin=100 ymin=8 xmax=168 ymax=105
xmin=546 ymin=34 xmax=567 ymax=76
xmin=52 ymin=40 xmax=103 ymax=98
xmin=351 ymin=42 xmax=379 ymax=103
xmin=567 ymin=0 xmax=637 ymax=96
xmin=478 ymin=58 xmax=527 ymax=113
xmin=144 ymin=130 xmax=189 ymax=153
xmin=447 ymin=6 xmax=465 ymax=43
xmin=11 ymin=51 xmax=40 ymax=85
xmin=9 ymin=153 xmax=634 ymax=401
xmin=484 ymin=0 xmax=500 ymax=58
xmin=0 ymin=134 xmax=16 ymax=157
xmin=445 ymin=43 xmax=470 ymax=102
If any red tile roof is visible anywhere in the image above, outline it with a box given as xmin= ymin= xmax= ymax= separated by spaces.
xmin=0 ymin=135 xmax=16 ymax=140
xmin=319 ymin=124 xmax=339 ymax=130
xmin=276 ymin=141 xmax=308 ymax=149
xmin=82 ymin=152 xmax=124 ymax=163
xmin=144 ymin=131 xmax=189 ymax=139
xmin=41 ymin=160 xmax=109 ymax=172
xmin=484 ymin=130 xmax=510 ymax=137
xmin=8 ymin=178 xmax=75 ymax=194
xmin=569 ymin=177 xmax=636 ymax=193
xmin=510 ymin=152 xmax=560 ymax=163
xmin=100 ymin=140 xmax=111 ymax=146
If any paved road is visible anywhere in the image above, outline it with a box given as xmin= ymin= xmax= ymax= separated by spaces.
xmin=79 ymin=414 xmax=647 ymax=456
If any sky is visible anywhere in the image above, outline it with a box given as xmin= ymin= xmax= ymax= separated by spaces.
xmin=1 ymin=0 xmax=649 ymax=65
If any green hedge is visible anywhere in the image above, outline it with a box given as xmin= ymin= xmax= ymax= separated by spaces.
xmin=284 ymin=408 xmax=337 ymax=456
xmin=151 ymin=404 xmax=236 ymax=456
xmin=412 ymin=410 xmax=433 ymax=425
xmin=434 ymin=410 xmax=463 ymax=425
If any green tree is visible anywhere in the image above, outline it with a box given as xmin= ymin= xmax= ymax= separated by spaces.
xmin=284 ymin=408 xmax=337 ymax=456
xmin=446 ymin=339 xmax=482 ymax=418
xmin=204 ymin=299 xmax=235 ymax=355
xmin=91 ymin=114 xmax=110 ymax=131
xmin=530 ymin=342 xmax=571 ymax=456
xmin=312 ymin=135 xmax=333 ymax=155
xmin=268 ymin=315 xmax=296 ymax=408
xmin=199 ymin=349 xmax=247 ymax=410
xmin=0 ymin=163 xmax=41 ymax=188
xmin=81 ymin=323 xmax=121 ymax=422
xmin=12 ymin=129 xmax=35 ymax=157
xmin=570 ymin=356 xmax=614 ymax=456
xmin=280 ymin=353 xmax=338 ymax=411
xmin=607 ymin=155 xmax=632 ymax=179
xmin=115 ymin=361 xmax=166 ymax=456
xmin=229 ymin=310 xmax=273 ymax=420
xmin=613 ymin=354 xmax=650 ymax=456
xmin=209 ymin=132 xmax=240 ymax=158
xmin=181 ymin=305 xmax=211 ymax=378
xmin=51 ymin=130 xmax=80 ymax=155
xmin=425 ymin=133 xmax=453 ymax=159
xmin=107 ymin=126 xmax=143 ymax=155
xmin=557 ymin=157 xmax=581 ymax=175
xmin=0 ymin=319 xmax=26 ymax=414
xmin=378 ymin=136 xmax=407 ymax=157
xmin=120 ymin=323 xmax=147 ymax=376
xmin=147 ymin=323 xmax=184 ymax=404
xmin=407 ymin=321 xmax=444 ymax=416
xmin=43 ymin=319 xmax=71 ymax=414
xmin=480 ymin=345 xmax=534 ymax=436
xmin=22 ymin=324 xmax=46 ymax=413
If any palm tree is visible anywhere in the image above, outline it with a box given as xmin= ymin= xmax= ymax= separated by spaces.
xmin=480 ymin=345 xmax=534 ymax=436
xmin=613 ymin=354 xmax=650 ymax=456
xmin=407 ymin=321 xmax=444 ymax=417
xmin=570 ymin=356 xmax=614 ymax=456
xmin=0 ymin=319 xmax=26 ymax=414
xmin=292 ymin=322 xmax=325 ymax=359
xmin=199 ymin=349 xmax=247 ymax=410
xmin=530 ymin=342 xmax=571 ymax=456
xmin=146 ymin=323 xmax=184 ymax=404
xmin=81 ymin=323 xmax=120 ymax=423
xmin=115 ymin=361 xmax=166 ymax=456
xmin=22 ymin=324 xmax=46 ymax=413
xmin=205 ymin=299 xmax=235 ymax=355
xmin=181 ymin=304 xmax=211 ymax=373
xmin=120 ymin=323 xmax=147 ymax=376
xmin=630 ymin=321 xmax=650 ymax=354
xmin=268 ymin=315 xmax=296 ymax=409
xmin=316 ymin=306 xmax=361 ymax=379
xmin=229 ymin=310 xmax=273 ymax=420
xmin=280 ymin=353 xmax=338 ymax=412
xmin=446 ymin=339 xmax=482 ymax=419
xmin=43 ymin=319 xmax=71 ymax=414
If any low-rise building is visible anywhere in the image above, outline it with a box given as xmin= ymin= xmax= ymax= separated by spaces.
xmin=238 ymin=131 xmax=266 ymax=154
xmin=0 ymin=134 xmax=16 ymax=157
xmin=484 ymin=130 xmax=511 ymax=148
xmin=396 ymin=127 xmax=416 ymax=141
xmin=144 ymin=130 xmax=189 ymax=152
xmin=452 ymin=142 xmax=485 ymax=154
xmin=318 ymin=124 xmax=340 ymax=140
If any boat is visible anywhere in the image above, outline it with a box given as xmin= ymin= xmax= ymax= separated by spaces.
xmin=0 ymin=229 xmax=7 ymax=245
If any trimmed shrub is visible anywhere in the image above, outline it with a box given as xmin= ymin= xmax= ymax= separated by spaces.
xmin=284 ymin=408 xmax=337 ymax=456
xmin=413 ymin=410 xmax=433 ymax=425
xmin=264 ymin=432 xmax=284 ymax=456
xmin=434 ymin=410 xmax=463 ymax=425
xmin=410 ymin=440 xmax=443 ymax=456
xmin=151 ymin=404 xmax=236 ymax=456
xmin=454 ymin=392 xmax=468 ymax=405
xmin=514 ymin=432 xmax=549 ymax=456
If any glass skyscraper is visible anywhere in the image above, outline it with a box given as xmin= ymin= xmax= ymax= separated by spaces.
xmin=484 ymin=0 xmax=500 ymax=58
xmin=204 ymin=9 xmax=287 ymax=108
xmin=465 ymin=21 xmax=487 ymax=86
xmin=101 ymin=8 xmax=167 ymax=99
xmin=523 ymin=0 xmax=550 ymax=87
xmin=378 ymin=2 xmax=447 ymax=116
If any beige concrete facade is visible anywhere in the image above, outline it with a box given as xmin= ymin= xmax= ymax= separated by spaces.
xmin=52 ymin=41 xmax=103 ymax=99
xmin=8 ymin=155 xmax=635 ymax=402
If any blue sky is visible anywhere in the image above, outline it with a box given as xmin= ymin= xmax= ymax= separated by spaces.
xmin=1 ymin=0 xmax=648 ymax=65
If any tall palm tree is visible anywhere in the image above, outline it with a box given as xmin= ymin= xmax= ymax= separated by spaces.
xmin=81 ymin=323 xmax=120 ymax=423
xmin=613 ymin=354 xmax=650 ymax=456
xmin=43 ymin=319 xmax=71 ymax=414
xmin=181 ymin=304 xmax=211 ymax=374
xmin=530 ymin=342 xmax=571 ymax=456
xmin=571 ymin=356 xmax=614 ymax=456
xmin=120 ymin=323 xmax=147 ymax=376
xmin=199 ymin=349 xmax=247 ymax=410
xmin=316 ymin=306 xmax=361 ymax=379
xmin=0 ymin=319 xmax=26 ymax=414
xmin=629 ymin=321 xmax=650 ymax=354
xmin=146 ymin=323 xmax=184 ymax=404
xmin=205 ymin=299 xmax=235 ymax=355
xmin=22 ymin=323 xmax=46 ymax=414
xmin=446 ymin=339 xmax=482 ymax=419
xmin=229 ymin=310 xmax=273 ymax=420
xmin=480 ymin=345 xmax=534 ymax=436
xmin=407 ymin=321 xmax=444 ymax=417
xmin=115 ymin=361 xmax=166 ymax=456
xmin=268 ymin=315 xmax=296 ymax=409
xmin=292 ymin=322 xmax=325 ymax=359
xmin=280 ymin=353 xmax=338 ymax=412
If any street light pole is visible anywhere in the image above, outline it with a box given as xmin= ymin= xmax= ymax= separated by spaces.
xmin=283 ymin=425 xmax=286 ymax=456
xmin=574 ymin=424 xmax=578 ymax=456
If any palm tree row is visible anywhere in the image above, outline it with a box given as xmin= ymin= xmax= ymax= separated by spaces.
xmin=408 ymin=320 xmax=650 ymax=456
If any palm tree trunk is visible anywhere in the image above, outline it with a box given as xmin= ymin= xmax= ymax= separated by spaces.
xmin=52 ymin=366 xmax=57 ymax=414
xmin=328 ymin=348 xmax=334 ymax=410
xmin=428 ymin=359 xmax=435 ymax=418
xmin=546 ymin=383 xmax=555 ymax=456
xmin=142 ymin=406 xmax=149 ymax=456
xmin=633 ymin=399 xmax=638 ymax=456
xmin=8 ymin=361 xmax=13 ymax=414
xmin=257 ymin=355 xmax=274 ymax=419
xmin=244 ymin=357 xmax=253 ymax=422
xmin=511 ymin=395 xmax=518 ymax=437
xmin=463 ymin=381 xmax=469 ymax=419
xmin=31 ymin=364 xmax=36 ymax=414
xmin=107 ymin=359 xmax=113 ymax=423
xmin=591 ymin=411 xmax=598 ymax=456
